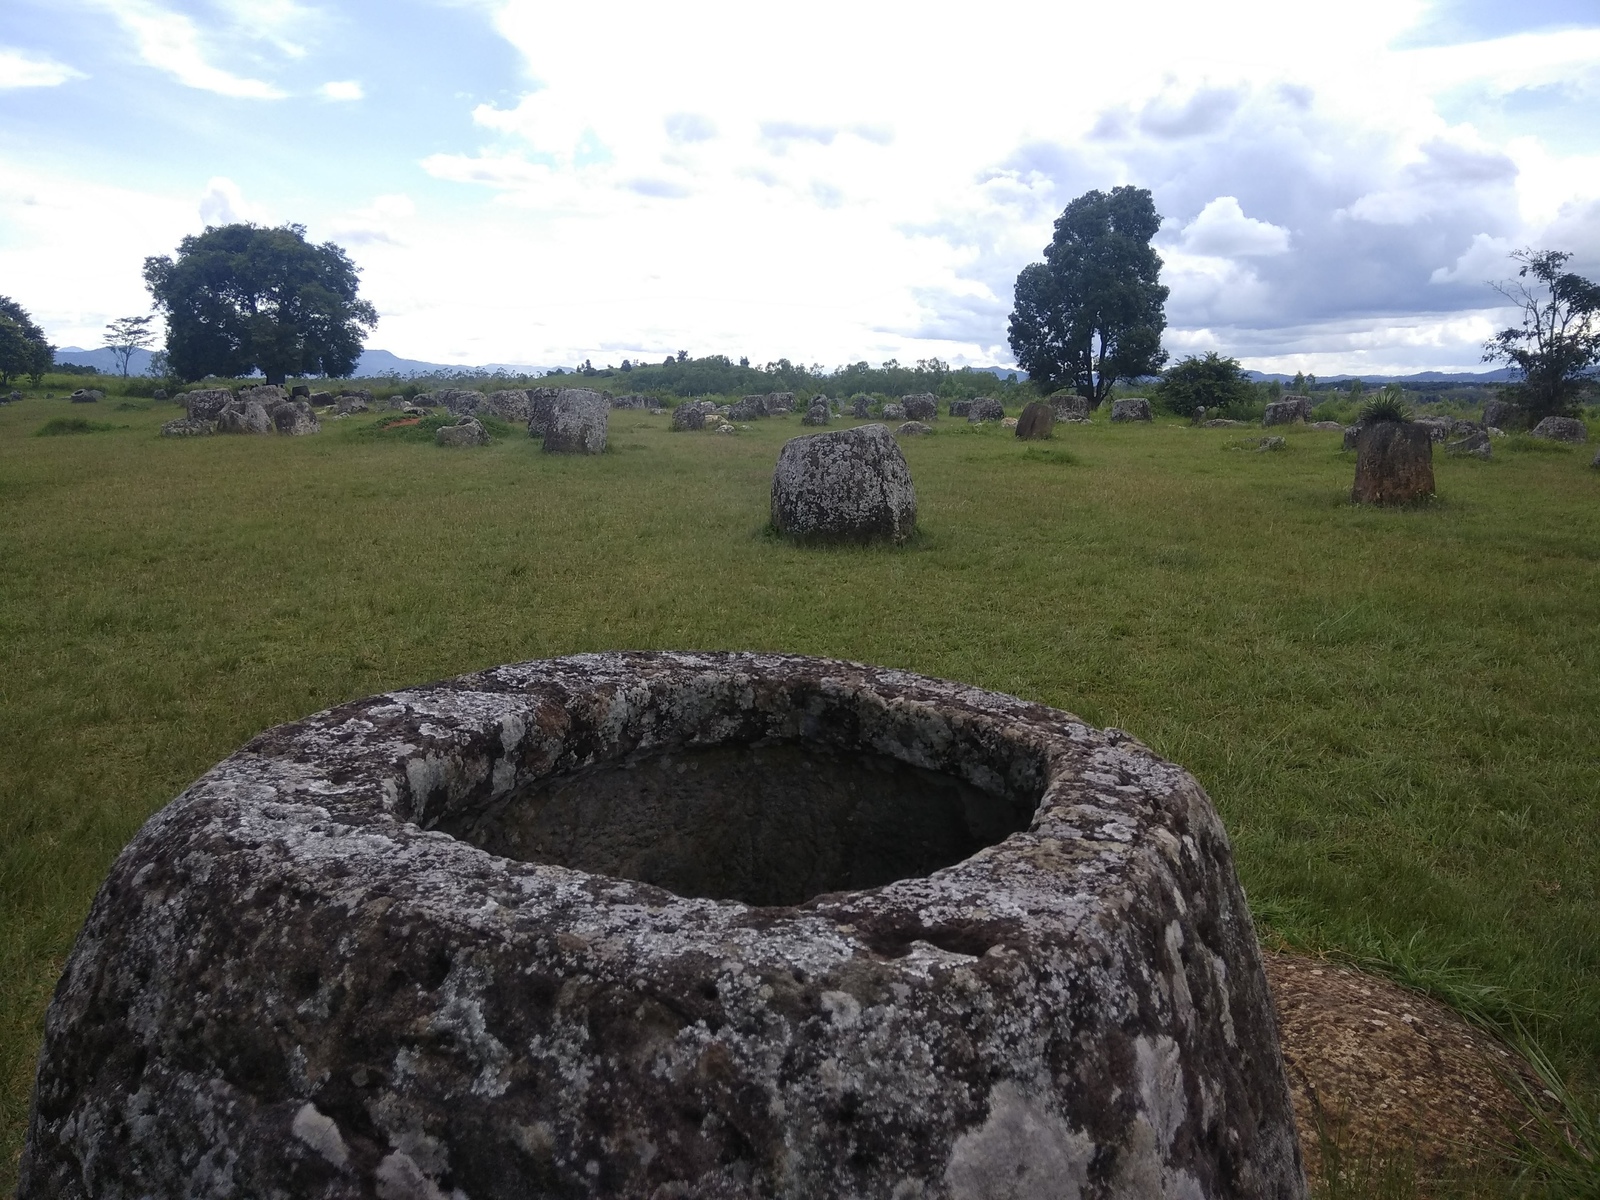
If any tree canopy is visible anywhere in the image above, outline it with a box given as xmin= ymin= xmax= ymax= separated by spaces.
xmin=105 ymin=315 xmax=156 ymax=377
xmin=143 ymin=223 xmax=378 ymax=385
xmin=0 ymin=296 xmax=54 ymax=388
xmin=1482 ymin=248 xmax=1600 ymax=423
xmin=1158 ymin=351 xmax=1250 ymax=417
xmin=1008 ymin=186 xmax=1170 ymax=408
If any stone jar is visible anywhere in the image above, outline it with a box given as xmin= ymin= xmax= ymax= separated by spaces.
xmin=20 ymin=652 xmax=1306 ymax=1200
xmin=1015 ymin=401 xmax=1054 ymax=440
xmin=1529 ymin=416 xmax=1589 ymax=443
xmin=542 ymin=389 xmax=608 ymax=454
xmin=1353 ymin=421 xmax=1434 ymax=503
xmin=771 ymin=423 xmax=916 ymax=544
xmin=1111 ymin=398 xmax=1153 ymax=422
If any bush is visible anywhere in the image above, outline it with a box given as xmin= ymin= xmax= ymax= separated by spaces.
xmin=1158 ymin=352 xmax=1251 ymax=417
xmin=1360 ymin=395 xmax=1411 ymax=424
xmin=36 ymin=418 xmax=117 ymax=436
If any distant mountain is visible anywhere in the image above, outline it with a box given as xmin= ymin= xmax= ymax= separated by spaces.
xmin=54 ymin=346 xmax=157 ymax=374
xmin=966 ymin=365 xmax=1028 ymax=381
xmin=1243 ymin=368 xmax=1516 ymax=385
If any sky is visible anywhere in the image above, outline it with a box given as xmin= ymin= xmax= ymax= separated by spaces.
xmin=1 ymin=0 xmax=1598 ymax=375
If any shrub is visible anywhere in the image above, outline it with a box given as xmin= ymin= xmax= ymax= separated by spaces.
xmin=36 ymin=418 xmax=117 ymax=436
xmin=1158 ymin=352 xmax=1251 ymax=417
xmin=1360 ymin=395 xmax=1411 ymax=424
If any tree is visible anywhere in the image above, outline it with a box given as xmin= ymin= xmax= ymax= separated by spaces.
xmin=1483 ymin=249 xmax=1600 ymax=423
xmin=143 ymin=223 xmax=378 ymax=386
xmin=105 ymin=314 xmax=157 ymax=376
xmin=1008 ymin=186 xmax=1170 ymax=408
xmin=0 ymin=296 xmax=54 ymax=387
xmin=1159 ymin=352 xmax=1250 ymax=417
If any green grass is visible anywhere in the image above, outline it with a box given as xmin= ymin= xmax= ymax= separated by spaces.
xmin=2 ymin=396 xmax=1598 ymax=1191
xmin=33 ymin=417 xmax=121 ymax=436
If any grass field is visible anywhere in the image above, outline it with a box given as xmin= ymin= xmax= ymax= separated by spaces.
xmin=2 ymin=388 xmax=1598 ymax=1191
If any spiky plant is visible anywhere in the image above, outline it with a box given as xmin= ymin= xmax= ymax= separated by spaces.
xmin=1360 ymin=394 xmax=1412 ymax=424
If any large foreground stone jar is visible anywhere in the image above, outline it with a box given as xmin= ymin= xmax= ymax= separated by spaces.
xmin=22 ymin=652 xmax=1306 ymax=1200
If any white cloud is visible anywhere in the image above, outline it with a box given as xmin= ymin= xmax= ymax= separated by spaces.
xmin=320 ymin=80 xmax=363 ymax=101
xmin=1175 ymin=197 xmax=1291 ymax=257
xmin=91 ymin=0 xmax=285 ymax=98
xmin=198 ymin=177 xmax=270 ymax=227
xmin=1430 ymin=232 xmax=1517 ymax=283
xmin=0 ymin=47 xmax=84 ymax=89
xmin=6 ymin=0 xmax=1599 ymax=373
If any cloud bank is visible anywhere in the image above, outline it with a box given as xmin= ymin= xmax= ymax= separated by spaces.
xmin=0 ymin=0 xmax=1597 ymax=373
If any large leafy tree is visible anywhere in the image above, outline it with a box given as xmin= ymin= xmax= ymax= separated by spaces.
xmin=143 ymin=223 xmax=377 ymax=385
xmin=1482 ymin=249 xmax=1600 ymax=423
xmin=0 ymin=296 xmax=55 ymax=387
xmin=1008 ymin=186 xmax=1170 ymax=408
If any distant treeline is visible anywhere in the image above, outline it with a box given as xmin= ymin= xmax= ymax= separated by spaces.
xmin=383 ymin=355 xmax=1029 ymax=403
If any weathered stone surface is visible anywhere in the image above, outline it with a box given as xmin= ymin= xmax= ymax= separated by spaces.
xmin=1446 ymin=431 xmax=1491 ymax=460
xmin=1353 ymin=421 xmax=1434 ymax=503
xmin=241 ymin=385 xmax=288 ymax=408
xmin=429 ymin=389 xmax=484 ymax=417
xmin=764 ymin=392 xmax=796 ymax=414
xmin=1257 ymin=436 xmax=1286 ymax=451
xmin=272 ymin=399 xmax=321 ymax=436
xmin=967 ymin=396 xmax=1004 ymax=422
xmin=730 ymin=396 xmax=768 ymax=421
xmin=1049 ymin=392 xmax=1089 ymax=422
xmin=291 ymin=384 xmax=311 ymax=399
xmin=1262 ymin=399 xmax=1309 ymax=427
xmin=480 ymin=390 xmax=531 ymax=422
xmin=216 ymin=400 xmax=273 ymax=434
xmin=312 ymin=392 xmax=338 ymax=407
xmin=1111 ymin=397 xmax=1153 ymax=422
xmin=881 ymin=403 xmax=906 ymax=421
xmin=543 ymin=388 xmax=608 ymax=454
xmin=902 ymin=393 xmax=937 ymax=421
xmin=850 ymin=395 xmax=872 ymax=418
xmin=948 ymin=399 xmax=972 ymax=418
xmin=1413 ymin=416 xmax=1453 ymax=443
xmin=20 ymin=651 xmax=1306 ymax=1200
xmin=335 ymin=393 xmax=370 ymax=415
xmin=182 ymin=389 xmax=234 ymax=420
xmin=895 ymin=421 xmax=932 ymax=436
xmin=158 ymin=417 xmax=213 ymax=437
xmin=1015 ymin=401 xmax=1054 ymax=440
xmin=670 ymin=403 xmax=707 ymax=431
xmin=611 ymin=394 xmax=648 ymax=410
xmin=1191 ymin=406 xmax=1207 ymax=425
xmin=1529 ymin=415 xmax=1589 ymax=443
xmin=526 ymin=388 xmax=561 ymax=436
xmin=436 ymin=416 xmax=490 ymax=447
xmin=772 ymin=424 xmax=916 ymax=544
xmin=1482 ymin=399 xmax=1524 ymax=431
xmin=151 ymin=389 xmax=167 ymax=401
xmin=69 ymin=388 xmax=103 ymax=404
xmin=1342 ymin=424 xmax=1362 ymax=450
xmin=801 ymin=402 xmax=831 ymax=427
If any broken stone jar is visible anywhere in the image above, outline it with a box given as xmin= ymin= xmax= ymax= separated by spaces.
xmin=21 ymin=652 xmax=1306 ymax=1199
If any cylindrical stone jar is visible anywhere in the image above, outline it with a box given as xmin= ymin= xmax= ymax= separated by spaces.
xmin=21 ymin=652 xmax=1306 ymax=1199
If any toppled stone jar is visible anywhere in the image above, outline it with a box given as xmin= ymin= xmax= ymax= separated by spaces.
xmin=21 ymin=652 xmax=1306 ymax=1200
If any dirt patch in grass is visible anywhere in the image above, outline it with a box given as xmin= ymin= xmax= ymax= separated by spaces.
xmin=1266 ymin=950 xmax=1534 ymax=1188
